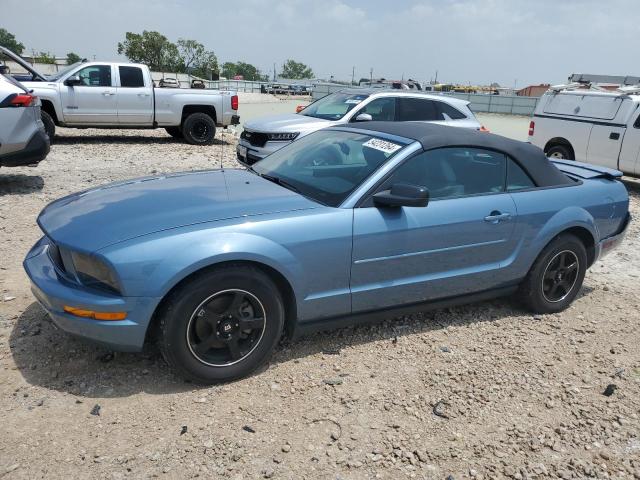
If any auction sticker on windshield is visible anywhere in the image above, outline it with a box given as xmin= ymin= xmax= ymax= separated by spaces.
xmin=345 ymin=99 xmax=363 ymax=104
xmin=363 ymin=138 xmax=402 ymax=154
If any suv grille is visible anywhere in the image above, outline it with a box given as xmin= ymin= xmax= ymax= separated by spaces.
xmin=241 ymin=129 xmax=268 ymax=148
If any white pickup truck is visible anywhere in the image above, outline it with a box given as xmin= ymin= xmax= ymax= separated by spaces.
xmin=1 ymin=47 xmax=239 ymax=145
xmin=529 ymin=87 xmax=640 ymax=176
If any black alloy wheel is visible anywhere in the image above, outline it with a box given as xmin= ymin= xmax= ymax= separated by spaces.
xmin=186 ymin=289 xmax=266 ymax=366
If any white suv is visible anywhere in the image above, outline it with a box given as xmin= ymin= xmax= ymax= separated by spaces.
xmin=237 ymin=89 xmax=482 ymax=165
xmin=0 ymin=72 xmax=49 ymax=168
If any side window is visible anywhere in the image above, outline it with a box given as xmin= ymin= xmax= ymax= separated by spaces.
xmin=437 ymin=102 xmax=467 ymax=120
xmin=119 ymin=66 xmax=145 ymax=88
xmin=506 ymin=157 xmax=535 ymax=191
xmin=75 ymin=65 xmax=112 ymax=87
xmin=397 ymin=98 xmax=440 ymax=121
xmin=357 ymin=97 xmax=396 ymax=121
xmin=634 ymin=113 xmax=640 ymax=129
xmin=376 ymin=147 xmax=506 ymax=202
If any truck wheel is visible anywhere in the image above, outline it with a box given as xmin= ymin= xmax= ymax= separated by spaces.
xmin=165 ymin=127 xmax=183 ymax=139
xmin=158 ymin=265 xmax=285 ymax=384
xmin=518 ymin=233 xmax=587 ymax=314
xmin=182 ymin=113 xmax=216 ymax=145
xmin=41 ymin=111 xmax=55 ymax=142
xmin=546 ymin=145 xmax=573 ymax=160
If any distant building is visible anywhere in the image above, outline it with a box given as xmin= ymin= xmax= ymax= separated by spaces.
xmin=516 ymin=84 xmax=551 ymax=97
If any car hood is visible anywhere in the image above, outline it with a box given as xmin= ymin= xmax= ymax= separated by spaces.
xmin=38 ymin=169 xmax=320 ymax=252
xmin=0 ymin=46 xmax=48 ymax=81
xmin=244 ymin=113 xmax=336 ymax=134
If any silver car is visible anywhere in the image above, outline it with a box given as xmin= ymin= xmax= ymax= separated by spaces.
xmin=0 ymin=72 xmax=49 ymax=168
xmin=237 ymin=89 xmax=482 ymax=165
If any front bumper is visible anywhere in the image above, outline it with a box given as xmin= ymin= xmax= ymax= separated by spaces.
xmin=236 ymin=138 xmax=292 ymax=165
xmin=23 ymin=239 xmax=159 ymax=352
xmin=597 ymin=213 xmax=631 ymax=260
xmin=0 ymin=127 xmax=49 ymax=167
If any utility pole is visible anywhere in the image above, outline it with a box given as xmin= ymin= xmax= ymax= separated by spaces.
xmin=370 ymin=68 xmax=373 ymax=86
xmin=434 ymin=70 xmax=438 ymax=84
xmin=273 ymin=63 xmax=276 ymax=82
xmin=351 ymin=66 xmax=355 ymax=86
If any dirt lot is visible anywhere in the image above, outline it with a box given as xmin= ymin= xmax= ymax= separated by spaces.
xmin=0 ymin=128 xmax=639 ymax=480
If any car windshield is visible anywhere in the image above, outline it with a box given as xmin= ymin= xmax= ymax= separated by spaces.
xmin=251 ymin=129 xmax=407 ymax=207
xmin=300 ymin=92 xmax=370 ymax=121
xmin=47 ymin=62 xmax=83 ymax=81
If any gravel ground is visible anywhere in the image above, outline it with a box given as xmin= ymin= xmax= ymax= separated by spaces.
xmin=0 ymin=128 xmax=639 ymax=480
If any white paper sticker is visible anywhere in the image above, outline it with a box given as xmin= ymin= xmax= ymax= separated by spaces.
xmin=363 ymin=138 xmax=402 ymax=154
xmin=345 ymin=99 xmax=363 ymax=104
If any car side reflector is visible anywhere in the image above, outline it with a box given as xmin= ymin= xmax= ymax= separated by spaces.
xmin=296 ymin=105 xmax=306 ymax=113
xmin=529 ymin=121 xmax=535 ymax=136
xmin=64 ymin=306 xmax=127 ymax=321
xmin=479 ymin=125 xmax=490 ymax=132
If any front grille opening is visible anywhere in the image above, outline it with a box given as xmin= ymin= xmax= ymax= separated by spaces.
xmin=241 ymin=129 xmax=268 ymax=148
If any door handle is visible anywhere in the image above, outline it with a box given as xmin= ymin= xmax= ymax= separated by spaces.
xmin=609 ymin=132 xmax=620 ymax=140
xmin=102 ymin=91 xmax=114 ymax=96
xmin=484 ymin=211 xmax=511 ymax=223
xmin=137 ymin=93 xmax=150 ymax=97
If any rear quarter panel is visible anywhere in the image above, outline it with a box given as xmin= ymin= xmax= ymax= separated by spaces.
xmin=530 ymin=115 xmax=592 ymax=161
xmin=154 ymin=89 xmax=232 ymax=126
xmin=503 ymin=178 xmax=628 ymax=282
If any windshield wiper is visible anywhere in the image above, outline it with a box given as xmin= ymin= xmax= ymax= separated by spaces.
xmin=261 ymin=173 xmax=300 ymax=193
xmin=247 ymin=167 xmax=300 ymax=193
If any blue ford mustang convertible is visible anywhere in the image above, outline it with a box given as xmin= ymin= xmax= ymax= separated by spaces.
xmin=24 ymin=123 xmax=630 ymax=383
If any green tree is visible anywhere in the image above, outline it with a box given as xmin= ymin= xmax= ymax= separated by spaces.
xmin=117 ymin=31 xmax=179 ymax=71
xmin=280 ymin=59 xmax=313 ymax=79
xmin=35 ymin=51 xmax=56 ymax=64
xmin=221 ymin=61 xmax=266 ymax=81
xmin=0 ymin=28 xmax=24 ymax=55
xmin=176 ymin=38 xmax=218 ymax=79
xmin=66 ymin=52 xmax=82 ymax=64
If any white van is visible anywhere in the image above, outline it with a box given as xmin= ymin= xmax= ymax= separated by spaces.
xmin=529 ymin=87 xmax=640 ymax=176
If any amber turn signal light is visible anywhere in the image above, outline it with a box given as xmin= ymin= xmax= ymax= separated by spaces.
xmin=64 ymin=306 xmax=127 ymax=321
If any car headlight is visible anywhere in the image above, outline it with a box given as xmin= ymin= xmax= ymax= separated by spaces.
xmin=70 ymin=251 xmax=121 ymax=294
xmin=267 ymin=132 xmax=299 ymax=141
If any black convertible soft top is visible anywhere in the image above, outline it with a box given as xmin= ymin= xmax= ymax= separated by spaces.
xmin=337 ymin=121 xmax=572 ymax=187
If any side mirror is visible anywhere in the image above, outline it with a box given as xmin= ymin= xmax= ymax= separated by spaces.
xmin=373 ymin=183 xmax=429 ymax=208
xmin=354 ymin=113 xmax=373 ymax=122
xmin=64 ymin=75 xmax=82 ymax=86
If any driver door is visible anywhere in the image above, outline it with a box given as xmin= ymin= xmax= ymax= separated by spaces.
xmin=60 ymin=64 xmax=118 ymax=124
xmin=350 ymin=147 xmax=518 ymax=312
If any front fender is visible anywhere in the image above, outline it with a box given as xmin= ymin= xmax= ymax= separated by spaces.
xmin=27 ymin=84 xmax=63 ymax=121
xmin=101 ymin=228 xmax=305 ymax=300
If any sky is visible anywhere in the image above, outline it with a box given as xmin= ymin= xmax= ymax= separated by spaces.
xmin=3 ymin=0 xmax=638 ymax=87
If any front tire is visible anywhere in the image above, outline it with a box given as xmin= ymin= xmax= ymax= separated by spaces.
xmin=546 ymin=144 xmax=573 ymax=160
xmin=519 ymin=234 xmax=587 ymax=313
xmin=41 ymin=110 xmax=55 ymax=142
xmin=158 ymin=265 xmax=284 ymax=383
xmin=181 ymin=113 xmax=216 ymax=145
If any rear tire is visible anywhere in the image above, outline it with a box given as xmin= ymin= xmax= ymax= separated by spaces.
xmin=519 ymin=234 xmax=587 ymax=313
xmin=41 ymin=111 xmax=55 ymax=142
xmin=158 ymin=265 xmax=284 ymax=384
xmin=165 ymin=126 xmax=183 ymax=139
xmin=181 ymin=113 xmax=216 ymax=145
xmin=546 ymin=144 xmax=573 ymax=160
